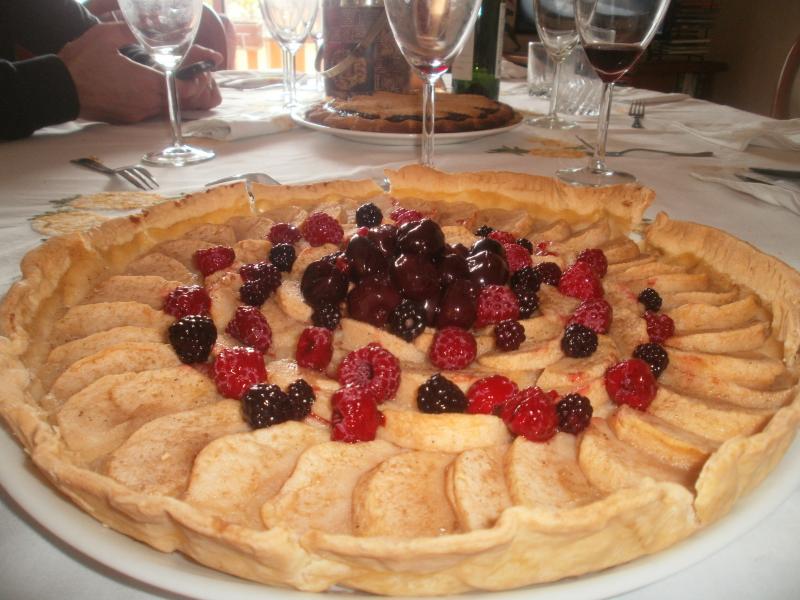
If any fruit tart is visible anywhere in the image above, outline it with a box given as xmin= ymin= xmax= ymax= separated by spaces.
xmin=1 ymin=166 xmax=799 ymax=595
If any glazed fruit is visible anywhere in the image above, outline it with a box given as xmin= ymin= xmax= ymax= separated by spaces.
xmin=502 ymin=243 xmax=532 ymax=273
xmin=644 ymin=311 xmax=675 ymax=344
xmin=638 ymin=287 xmax=663 ymax=312
xmin=286 ymin=379 xmax=316 ymax=420
xmin=429 ymin=327 xmax=477 ymax=370
xmin=494 ymin=319 xmax=525 ymax=351
xmin=633 ymin=343 xmax=670 ymax=378
xmin=311 ymin=302 xmax=341 ymax=330
xmin=390 ymin=207 xmax=424 ymax=225
xmin=437 ymin=280 xmax=478 ymax=329
xmin=367 ymin=224 xmax=399 ymax=257
xmin=474 ymin=224 xmax=493 ymax=237
xmin=330 ymin=385 xmax=383 ymax=443
xmin=212 ymin=346 xmax=268 ymax=400
xmin=300 ymin=260 xmax=348 ymax=308
xmin=510 ymin=266 xmax=541 ymax=295
xmin=239 ymin=279 xmax=271 ymax=307
xmin=558 ymin=261 xmax=603 ymax=301
xmin=242 ymin=384 xmax=293 ymax=429
xmin=556 ymin=393 xmax=593 ymax=434
xmin=532 ymin=262 xmax=562 ymax=286
xmin=163 ymin=285 xmax=211 ymax=318
xmin=269 ymin=243 xmax=296 ymax=272
xmin=356 ymin=202 xmax=383 ymax=227
xmin=388 ymin=300 xmax=427 ymax=341
xmin=240 ymin=261 xmax=282 ymax=290
xmin=391 ymin=253 xmax=440 ymax=301
xmin=605 ymin=358 xmax=658 ymax=411
xmin=437 ymin=252 xmax=470 ymax=287
xmin=569 ymin=298 xmax=612 ymax=334
xmin=267 ymin=222 xmax=301 ymax=245
xmin=295 ymin=326 xmax=334 ymax=371
xmin=345 ymin=235 xmax=388 ymax=282
xmin=466 ymin=375 xmax=519 ymax=415
xmin=467 ymin=250 xmax=510 ymax=287
xmin=396 ymin=218 xmax=445 ymax=257
xmin=516 ymin=237 xmax=534 ymax=253
xmin=225 ymin=305 xmax=272 ymax=353
xmin=475 ymin=285 xmax=520 ymax=327
xmin=515 ymin=289 xmax=540 ymax=319
xmin=488 ymin=230 xmax=516 ymax=245
xmin=501 ymin=387 xmax=559 ymax=442
xmin=417 ymin=374 xmax=468 ymax=414
xmin=575 ymin=248 xmax=608 ymax=278
xmin=561 ymin=323 xmax=598 ymax=358
xmin=470 ymin=236 xmax=505 ymax=257
xmin=338 ymin=343 xmax=401 ymax=403
xmin=301 ymin=212 xmax=344 ymax=246
xmin=346 ymin=277 xmax=402 ymax=328
xmin=194 ymin=245 xmax=235 ymax=276
xmin=168 ymin=314 xmax=217 ymax=364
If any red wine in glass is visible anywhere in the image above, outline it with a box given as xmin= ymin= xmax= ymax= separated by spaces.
xmin=583 ymin=43 xmax=644 ymax=83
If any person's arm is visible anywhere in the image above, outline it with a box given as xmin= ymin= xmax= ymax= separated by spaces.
xmin=3 ymin=0 xmax=98 ymax=56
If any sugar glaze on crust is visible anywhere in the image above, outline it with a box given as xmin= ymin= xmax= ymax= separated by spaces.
xmin=0 ymin=167 xmax=799 ymax=595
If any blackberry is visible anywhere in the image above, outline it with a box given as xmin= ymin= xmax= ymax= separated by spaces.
xmin=240 ymin=261 xmax=282 ymax=290
xmin=168 ymin=315 xmax=217 ymax=364
xmin=532 ymin=262 xmax=562 ymax=286
xmin=633 ymin=342 xmax=670 ymax=377
xmin=388 ymin=299 xmax=427 ymax=341
xmin=269 ymin=243 xmax=296 ymax=272
xmin=356 ymin=202 xmax=383 ymax=228
xmin=556 ymin=393 xmax=593 ymax=434
xmin=511 ymin=265 xmax=541 ymax=294
xmin=474 ymin=224 xmax=494 ymax=237
xmin=287 ymin=378 xmax=315 ymax=420
xmin=242 ymin=383 xmax=293 ymax=429
xmin=311 ymin=302 xmax=341 ymax=330
xmin=494 ymin=319 xmax=526 ymax=351
xmin=561 ymin=323 xmax=598 ymax=358
xmin=638 ymin=287 xmax=663 ymax=312
xmin=516 ymin=238 xmax=534 ymax=254
xmin=417 ymin=374 xmax=468 ymax=414
xmin=240 ymin=279 xmax=271 ymax=306
xmin=516 ymin=289 xmax=540 ymax=319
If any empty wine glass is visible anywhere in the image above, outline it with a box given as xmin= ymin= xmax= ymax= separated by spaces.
xmin=557 ymin=0 xmax=671 ymax=186
xmin=526 ymin=0 xmax=579 ymax=130
xmin=259 ymin=0 xmax=318 ymax=109
xmin=118 ymin=0 xmax=214 ymax=166
xmin=384 ymin=0 xmax=482 ymax=166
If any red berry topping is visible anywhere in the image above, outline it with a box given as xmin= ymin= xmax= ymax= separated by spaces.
xmin=466 ymin=375 xmax=519 ymax=415
xmin=644 ymin=311 xmax=675 ymax=344
xmin=338 ymin=343 xmax=401 ymax=403
xmin=502 ymin=242 xmax=533 ymax=273
xmin=295 ymin=326 xmax=333 ymax=371
xmin=330 ymin=385 xmax=383 ymax=443
xmin=163 ymin=284 xmax=211 ymax=318
xmin=569 ymin=298 xmax=613 ymax=334
xmin=225 ymin=306 xmax=272 ymax=353
xmin=500 ymin=387 xmax=559 ymax=442
xmin=558 ymin=260 xmax=604 ymax=301
xmin=556 ymin=393 xmax=593 ymax=434
xmin=429 ymin=327 xmax=477 ymax=370
xmin=212 ymin=346 xmax=267 ymax=400
xmin=390 ymin=207 xmax=424 ymax=225
xmin=534 ymin=241 xmax=557 ymax=256
xmin=268 ymin=222 xmax=301 ymax=245
xmin=301 ymin=212 xmax=344 ymax=247
xmin=488 ymin=230 xmax=516 ymax=245
xmin=476 ymin=285 xmax=520 ymax=327
xmin=494 ymin=319 xmax=526 ymax=351
xmin=575 ymin=248 xmax=608 ymax=278
xmin=605 ymin=359 xmax=658 ymax=411
xmin=194 ymin=245 xmax=235 ymax=277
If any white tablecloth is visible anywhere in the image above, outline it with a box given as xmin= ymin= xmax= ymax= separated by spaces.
xmin=1 ymin=79 xmax=799 ymax=600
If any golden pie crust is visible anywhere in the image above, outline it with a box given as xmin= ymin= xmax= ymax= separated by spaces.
xmin=304 ymin=92 xmax=521 ymax=134
xmin=1 ymin=166 xmax=799 ymax=595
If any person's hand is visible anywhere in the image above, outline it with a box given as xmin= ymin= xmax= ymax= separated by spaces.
xmin=58 ymin=23 xmax=222 ymax=124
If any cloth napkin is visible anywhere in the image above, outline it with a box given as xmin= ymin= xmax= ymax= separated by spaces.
xmin=691 ymin=166 xmax=800 ymax=216
xmin=616 ymin=92 xmax=691 ymax=105
xmin=672 ymin=118 xmax=800 ymax=151
xmin=183 ymin=107 xmax=294 ymax=141
xmin=214 ymin=70 xmax=283 ymax=90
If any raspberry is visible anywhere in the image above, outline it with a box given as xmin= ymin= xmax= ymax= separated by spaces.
xmin=516 ymin=289 xmax=540 ymax=319
xmin=605 ymin=359 xmax=658 ymax=411
xmin=633 ymin=343 xmax=669 ymax=378
xmin=387 ymin=299 xmax=427 ymax=341
xmin=242 ymin=384 xmax=293 ymax=429
xmin=556 ymin=393 xmax=593 ymax=434
xmin=561 ymin=323 xmax=598 ymax=358
xmin=295 ymin=327 xmax=333 ymax=372
xmin=163 ymin=285 xmax=211 ymax=318
xmin=644 ymin=311 xmax=675 ymax=344
xmin=476 ymin=285 xmax=520 ymax=327
xmin=269 ymin=243 xmax=296 ymax=272
xmin=516 ymin=238 xmax=534 ymax=254
xmin=474 ymin=224 xmax=494 ymax=237
xmin=494 ymin=319 xmax=525 ymax=351
xmin=287 ymin=378 xmax=315 ymax=420
xmin=466 ymin=375 xmax=518 ymax=415
xmin=168 ymin=315 xmax=217 ymax=364
xmin=558 ymin=261 xmax=604 ymax=301
xmin=575 ymin=248 xmax=608 ymax=278
xmin=268 ymin=222 xmax=301 ymax=245
xmin=301 ymin=212 xmax=344 ymax=247
xmin=356 ymin=202 xmax=383 ymax=227
xmin=532 ymin=262 xmax=562 ymax=286
xmin=338 ymin=343 xmax=401 ymax=403
xmin=429 ymin=327 xmax=477 ymax=370
xmin=390 ymin=207 xmax=424 ymax=225
xmin=194 ymin=245 xmax=235 ymax=277
xmin=212 ymin=346 xmax=267 ymax=399
xmin=311 ymin=302 xmax=341 ymax=330
xmin=501 ymin=387 xmax=559 ymax=442
xmin=511 ymin=266 xmax=541 ymax=295
xmin=330 ymin=385 xmax=383 ymax=443
xmin=488 ymin=230 xmax=516 ymax=245
xmin=638 ymin=287 xmax=663 ymax=312
xmin=569 ymin=298 xmax=612 ymax=334
xmin=503 ymin=243 xmax=533 ymax=273
xmin=417 ymin=374 xmax=468 ymax=414
xmin=225 ymin=305 xmax=272 ymax=353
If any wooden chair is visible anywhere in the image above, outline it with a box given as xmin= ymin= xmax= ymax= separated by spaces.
xmin=771 ymin=34 xmax=800 ymax=119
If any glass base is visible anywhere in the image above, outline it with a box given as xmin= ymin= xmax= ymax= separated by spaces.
xmin=557 ymin=165 xmax=637 ymax=187
xmin=525 ymin=114 xmax=577 ymax=130
xmin=143 ymin=144 xmax=215 ymax=167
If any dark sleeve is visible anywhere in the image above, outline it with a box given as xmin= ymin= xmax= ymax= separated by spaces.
xmin=1 ymin=0 xmax=98 ymax=56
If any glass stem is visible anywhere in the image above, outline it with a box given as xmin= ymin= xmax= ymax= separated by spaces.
xmin=421 ymin=77 xmax=436 ymax=167
xmin=591 ymin=82 xmax=614 ymax=172
xmin=281 ymin=46 xmax=291 ymax=101
xmin=165 ymin=69 xmax=183 ymax=147
xmin=287 ymin=48 xmax=298 ymax=108
xmin=547 ymin=58 xmax=563 ymax=118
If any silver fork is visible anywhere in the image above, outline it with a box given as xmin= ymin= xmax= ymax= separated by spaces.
xmin=205 ymin=172 xmax=281 ymax=187
xmin=575 ymin=135 xmax=714 ymax=158
xmin=71 ymin=157 xmax=159 ymax=190
xmin=629 ymin=101 xmax=645 ymax=128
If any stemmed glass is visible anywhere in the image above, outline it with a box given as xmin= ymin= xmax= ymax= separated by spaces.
xmin=259 ymin=0 xmax=319 ymax=109
xmin=558 ymin=0 xmax=671 ymax=186
xmin=384 ymin=0 xmax=482 ymax=166
xmin=118 ymin=0 xmax=214 ymax=166
xmin=527 ymin=0 xmax=579 ymax=130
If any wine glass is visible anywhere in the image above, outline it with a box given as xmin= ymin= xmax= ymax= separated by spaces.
xmin=557 ymin=0 xmax=671 ymax=186
xmin=118 ymin=0 xmax=214 ymax=166
xmin=259 ymin=0 xmax=318 ymax=109
xmin=526 ymin=0 xmax=579 ymax=130
xmin=384 ymin=0 xmax=482 ymax=166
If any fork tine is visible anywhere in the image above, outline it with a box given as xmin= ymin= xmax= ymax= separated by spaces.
xmin=117 ymin=169 xmax=148 ymax=191
xmin=132 ymin=166 xmax=159 ymax=189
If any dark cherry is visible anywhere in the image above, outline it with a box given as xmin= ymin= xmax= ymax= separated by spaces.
xmin=438 ymin=252 xmax=470 ymax=287
xmin=419 ymin=295 xmax=440 ymax=327
xmin=345 ymin=234 xmax=388 ymax=282
xmin=367 ymin=224 xmax=398 ymax=257
xmin=346 ymin=277 xmax=401 ymax=328
xmin=469 ymin=237 xmax=505 ymax=257
xmin=437 ymin=280 xmax=478 ymax=329
xmin=391 ymin=253 xmax=440 ymax=301
xmin=448 ymin=243 xmax=469 ymax=257
xmin=396 ymin=218 xmax=446 ymax=257
xmin=300 ymin=260 xmax=348 ymax=308
xmin=467 ymin=249 xmax=509 ymax=287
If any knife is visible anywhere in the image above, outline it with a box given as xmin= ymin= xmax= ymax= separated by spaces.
xmin=748 ymin=167 xmax=800 ymax=181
